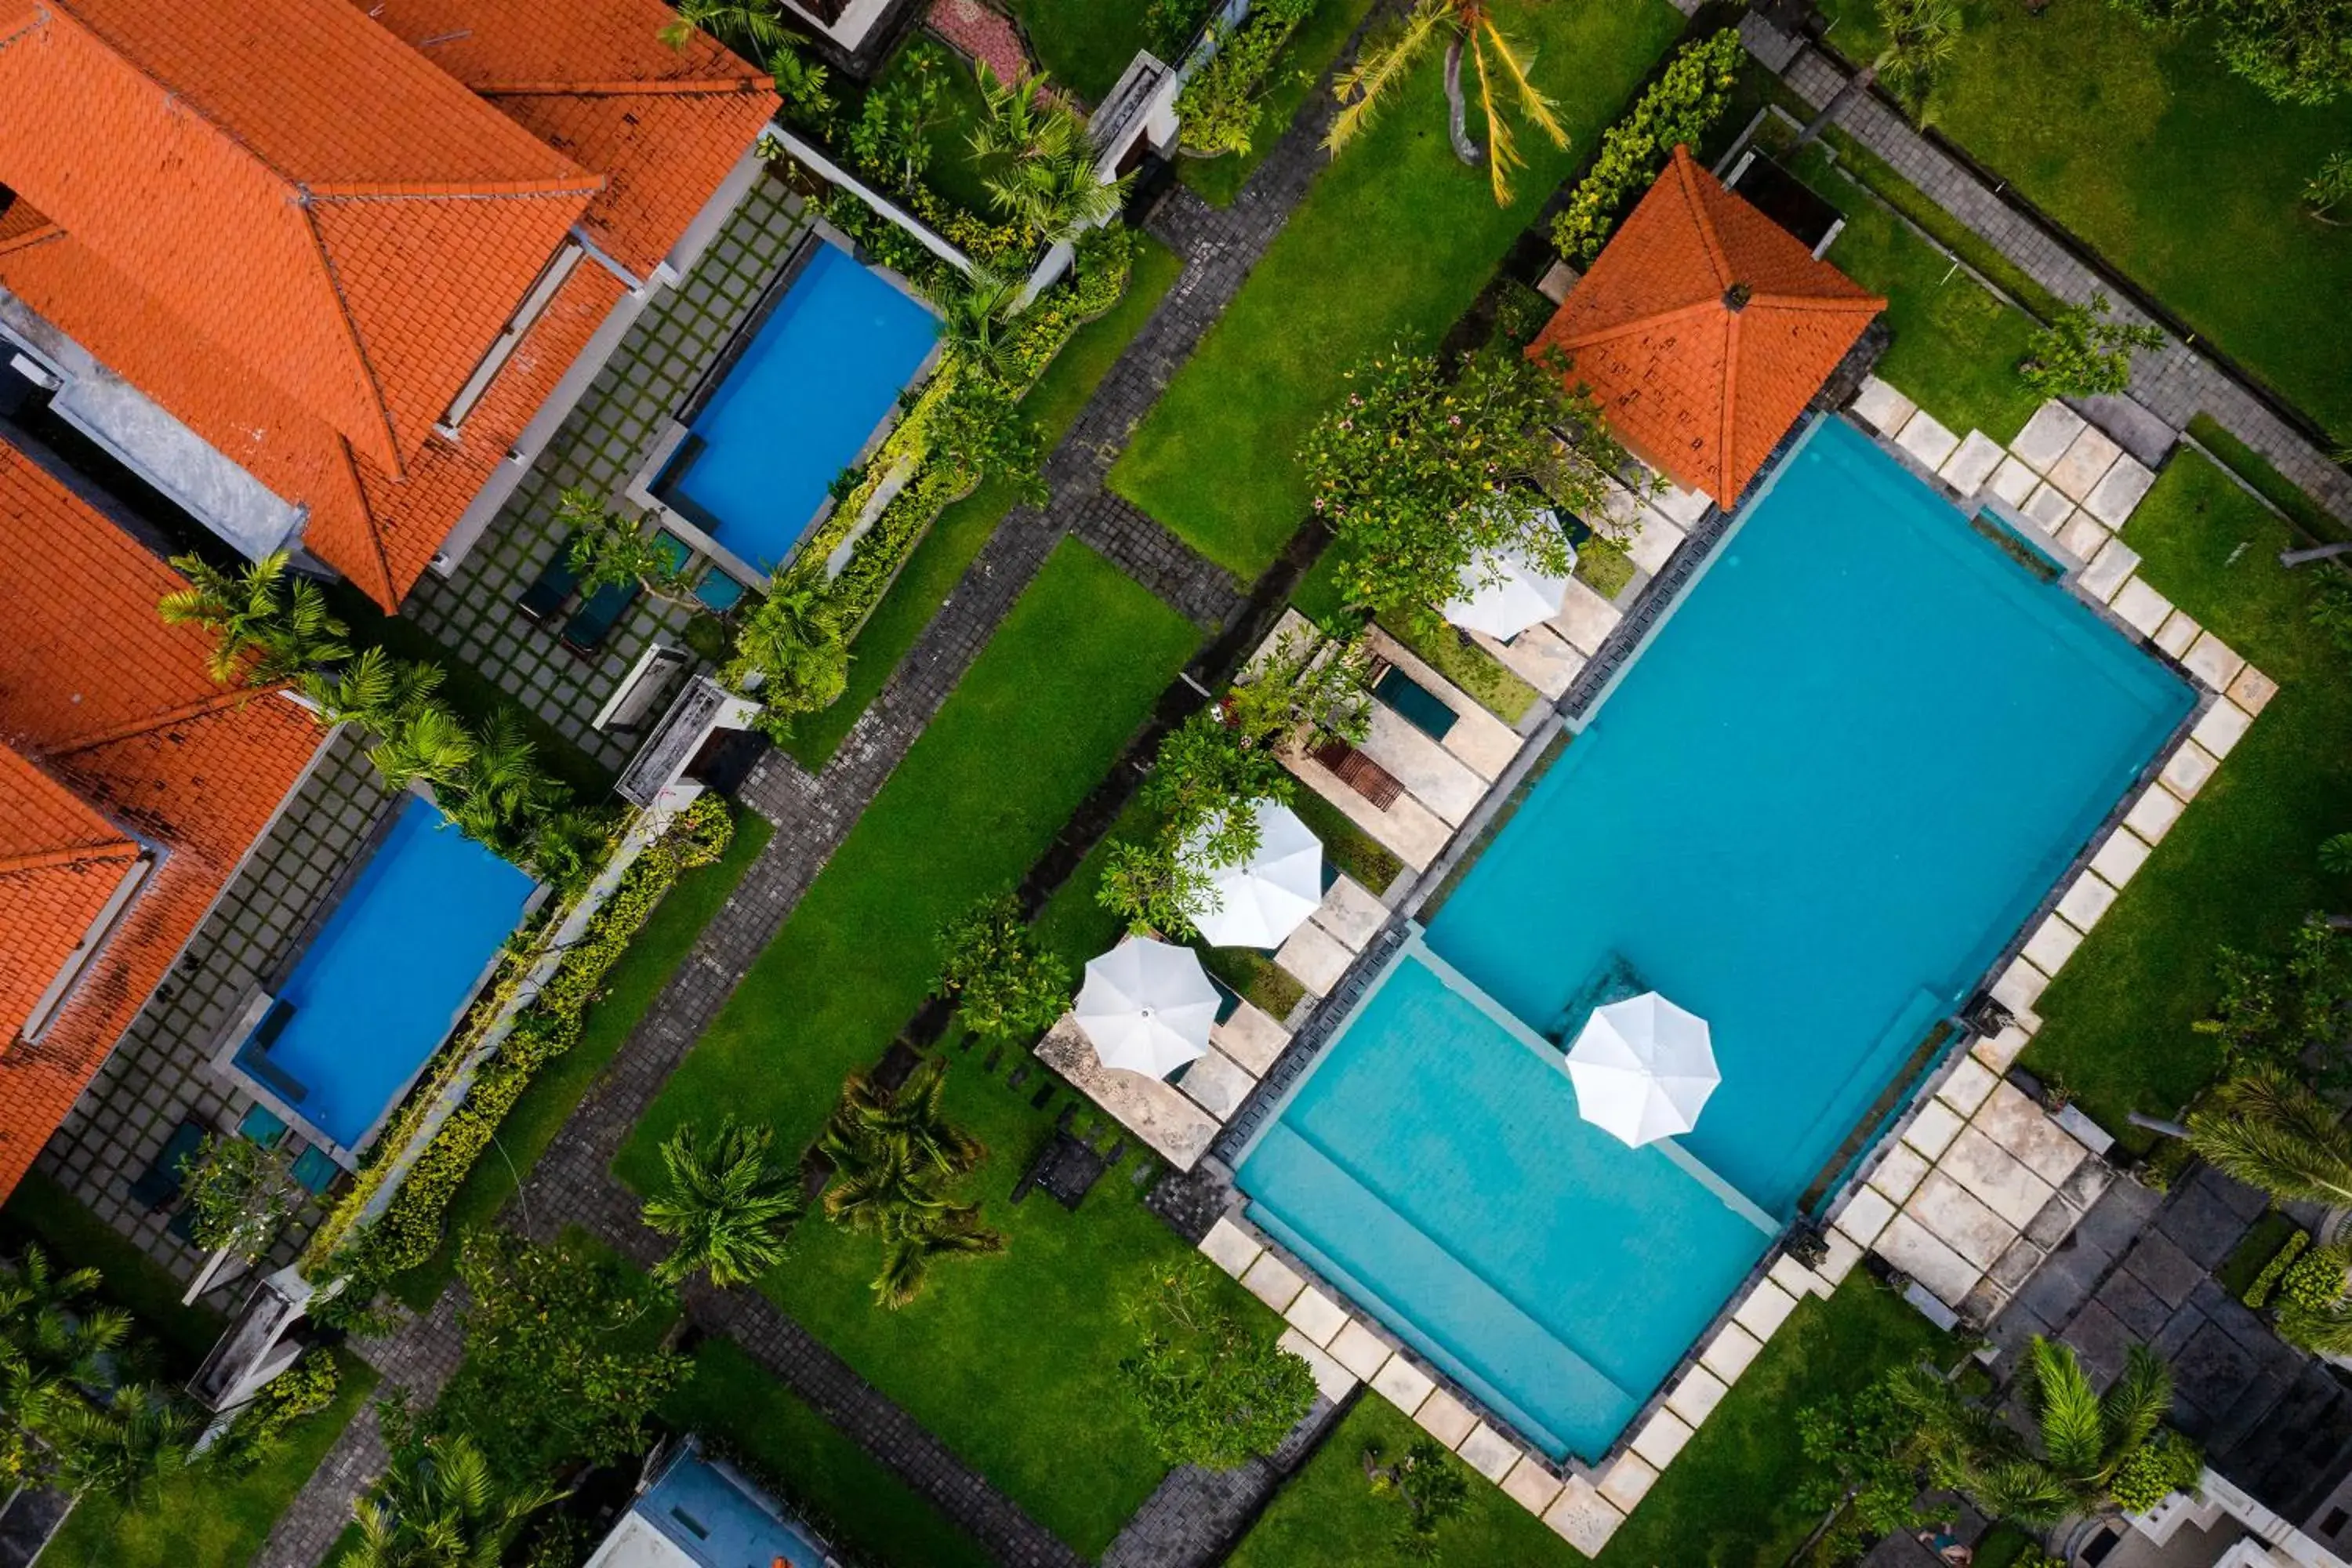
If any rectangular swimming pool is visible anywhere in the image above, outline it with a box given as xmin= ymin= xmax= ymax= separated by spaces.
xmin=658 ymin=241 xmax=938 ymax=575
xmin=234 ymin=795 xmax=538 ymax=1154
xmin=1237 ymin=417 xmax=2191 ymax=1461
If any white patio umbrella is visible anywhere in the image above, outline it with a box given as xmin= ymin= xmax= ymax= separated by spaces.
xmin=1565 ymin=992 xmax=1720 ymax=1148
xmin=1179 ymin=799 xmax=1324 ymax=949
xmin=1074 ymin=935 xmax=1220 ymax=1080
xmin=1441 ymin=523 xmax=1575 ymax=640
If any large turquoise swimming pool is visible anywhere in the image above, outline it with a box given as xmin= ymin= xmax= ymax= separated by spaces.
xmin=1237 ymin=417 xmax=2191 ymax=1461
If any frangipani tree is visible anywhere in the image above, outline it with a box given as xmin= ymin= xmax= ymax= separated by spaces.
xmin=1327 ymin=0 xmax=1566 ymax=205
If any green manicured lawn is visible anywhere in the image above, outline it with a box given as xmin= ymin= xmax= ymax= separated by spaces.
xmin=1180 ymin=0 xmax=1383 ymax=207
xmin=664 ymin=1338 xmax=991 ymax=1568
xmin=0 ymin=1174 xmax=221 ymax=1368
xmin=1226 ymin=1274 xmax=1950 ymax=1567
xmin=1788 ymin=145 xmax=2042 ymax=443
xmin=1817 ymin=0 xmax=2352 ymax=442
xmin=1007 ymin=0 xmax=1157 ymax=102
xmin=1112 ymin=0 xmax=1686 ymax=577
xmin=2187 ymin=414 xmax=2347 ymax=544
xmin=41 ymin=1349 xmax=376 ymax=1568
xmin=619 ymin=540 xmax=1202 ymax=1553
xmin=2023 ymin=451 xmax=2352 ymax=1141
xmin=386 ymin=807 xmax=774 ymax=1309
xmin=786 ymin=238 xmax=1185 ymax=771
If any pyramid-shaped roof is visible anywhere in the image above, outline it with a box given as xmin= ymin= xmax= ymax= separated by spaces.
xmin=0 ymin=0 xmax=603 ymax=477
xmin=1530 ymin=146 xmax=1884 ymax=507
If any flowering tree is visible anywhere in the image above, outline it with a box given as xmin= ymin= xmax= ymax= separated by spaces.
xmin=1299 ymin=346 xmax=1632 ymax=621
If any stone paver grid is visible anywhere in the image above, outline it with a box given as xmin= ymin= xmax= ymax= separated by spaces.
xmin=34 ymin=728 xmax=398 ymax=1296
xmin=403 ymin=180 xmax=817 ymax=771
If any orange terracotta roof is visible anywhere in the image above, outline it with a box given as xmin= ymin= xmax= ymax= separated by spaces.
xmin=1530 ymin=146 xmax=1885 ymax=506
xmin=0 ymin=743 xmax=140 ymax=1040
xmin=0 ymin=441 xmax=322 ymax=1198
xmin=0 ymin=0 xmax=601 ymax=477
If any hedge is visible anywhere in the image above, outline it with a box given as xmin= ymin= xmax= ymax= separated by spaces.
xmin=1550 ymin=29 xmax=1744 ymax=263
xmin=2243 ymin=1227 xmax=2312 ymax=1308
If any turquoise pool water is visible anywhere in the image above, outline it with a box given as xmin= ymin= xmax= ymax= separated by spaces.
xmin=236 ymin=797 xmax=536 ymax=1151
xmin=1239 ymin=417 xmax=2191 ymax=1460
xmin=662 ymin=241 xmax=938 ymax=572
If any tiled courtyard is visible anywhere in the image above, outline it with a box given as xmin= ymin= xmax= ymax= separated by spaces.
xmin=404 ymin=172 xmax=818 ymax=773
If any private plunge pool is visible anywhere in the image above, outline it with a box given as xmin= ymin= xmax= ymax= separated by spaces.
xmin=227 ymin=795 xmax=539 ymax=1160
xmin=650 ymin=238 xmax=939 ymax=581
xmin=1234 ymin=416 xmax=2193 ymax=1463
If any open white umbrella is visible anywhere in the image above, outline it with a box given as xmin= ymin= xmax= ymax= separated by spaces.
xmin=1074 ymin=935 xmax=1219 ymax=1079
xmin=1180 ymin=800 xmax=1324 ymax=949
xmin=1441 ymin=524 xmax=1575 ymax=640
xmin=1565 ymin=992 xmax=1719 ymax=1148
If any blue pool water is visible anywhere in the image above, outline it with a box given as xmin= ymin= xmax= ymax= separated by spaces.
xmin=1239 ymin=417 xmax=2191 ymax=1460
xmin=663 ymin=242 xmax=938 ymax=572
xmin=238 ymin=797 xmax=536 ymax=1151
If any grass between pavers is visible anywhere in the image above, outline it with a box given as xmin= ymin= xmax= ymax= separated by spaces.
xmin=383 ymin=807 xmax=775 ymax=1312
xmin=39 ymin=1348 xmax=376 ymax=1568
xmin=1112 ymin=0 xmax=1686 ymax=578
xmin=0 ymin=1174 xmax=222 ymax=1370
xmin=1006 ymin=0 xmax=1158 ymax=103
xmin=1785 ymin=144 xmax=2042 ymax=444
xmin=1225 ymin=1274 xmax=1951 ymax=1567
xmin=663 ymin=1338 xmax=993 ymax=1568
xmin=785 ymin=238 xmax=1184 ymax=771
xmin=2022 ymin=451 xmax=2352 ymax=1143
xmin=1179 ymin=0 xmax=1384 ymax=207
xmin=617 ymin=539 xmax=1200 ymax=1554
xmin=1817 ymin=0 xmax=2352 ymax=444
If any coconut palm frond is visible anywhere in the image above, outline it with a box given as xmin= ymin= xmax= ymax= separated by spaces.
xmin=2100 ymin=1344 xmax=2174 ymax=1468
xmin=2187 ymin=1069 xmax=2352 ymax=1207
xmin=1477 ymin=14 xmax=1566 ymax=150
xmin=1327 ymin=0 xmax=1451 ymax=153
xmin=1966 ymin=1456 xmax=2082 ymax=1526
xmin=645 ymin=1116 xmax=801 ymax=1287
xmin=2023 ymin=1336 xmax=2105 ymax=1481
xmin=1469 ymin=31 xmax=1521 ymax=206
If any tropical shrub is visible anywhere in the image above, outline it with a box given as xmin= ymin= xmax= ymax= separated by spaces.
xmin=2017 ymin=296 xmax=2168 ymax=398
xmin=1119 ymin=1261 xmax=1316 ymax=1468
xmin=1149 ymin=0 xmax=1221 ymax=55
xmin=643 ymin=1116 xmax=804 ymax=1288
xmin=935 ymin=892 xmax=1073 ymax=1040
xmin=2275 ymin=1241 xmax=2352 ymax=1352
xmin=350 ymin=1428 xmax=563 ymax=1568
xmin=1549 ymin=30 xmax=1744 ymax=263
xmin=180 ymin=1134 xmax=301 ymax=1263
xmin=2118 ymin=0 xmax=2352 ymax=105
xmin=1328 ymin=0 xmax=1569 ymax=205
xmin=1796 ymin=1371 xmax=1931 ymax=1560
xmin=1177 ymin=0 xmax=1319 ymax=158
xmin=848 ymin=42 xmax=954 ymax=194
xmin=2186 ymin=1068 xmax=2352 ymax=1210
xmin=1363 ymin=1436 xmax=1472 ymax=1558
xmin=2245 ymin=1227 xmax=2314 ymax=1308
xmin=207 ymin=1351 xmax=341 ymax=1475
xmin=1098 ymin=708 xmax=1297 ymax=937
xmin=2192 ymin=918 xmax=2352 ymax=1080
xmin=2108 ymin=1428 xmax=2203 ymax=1513
xmin=818 ymin=1061 xmax=1003 ymax=1308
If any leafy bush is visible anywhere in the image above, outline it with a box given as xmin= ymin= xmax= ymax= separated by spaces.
xmin=2114 ymin=0 xmax=2352 ymax=105
xmin=1118 ymin=1260 xmax=1316 ymax=1468
xmin=2017 ymin=295 xmax=2167 ymax=398
xmin=1149 ymin=0 xmax=1221 ymax=56
xmin=2107 ymin=1428 xmax=2202 ymax=1513
xmin=935 ymin=892 xmax=1073 ymax=1040
xmin=2279 ymin=1240 xmax=2351 ymax=1311
xmin=1176 ymin=0 xmax=1319 ymax=157
xmin=1550 ymin=30 xmax=1744 ymax=263
xmin=1363 ymin=1436 xmax=1471 ymax=1559
xmin=2245 ymin=1227 xmax=2313 ymax=1308
xmin=1796 ymin=1371 xmax=1930 ymax=1561
xmin=206 ymin=1351 xmax=340 ymax=1475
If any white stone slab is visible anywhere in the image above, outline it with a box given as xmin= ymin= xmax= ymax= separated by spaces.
xmin=1284 ymin=742 xmax=1450 ymax=871
xmin=1851 ymin=375 xmax=1918 ymax=434
xmin=1472 ymin=622 xmax=1581 ymax=700
xmin=1768 ymin=1252 xmax=1816 ymax=1300
xmin=1941 ymin=1124 xmax=2058 ymax=1229
xmin=2110 ymin=576 xmax=2173 ymax=637
xmin=1212 ymin=1001 xmax=1289 ymax=1076
xmin=1896 ymin=409 xmax=1962 ymax=470
xmin=1621 ymin=507 xmax=1686 ymax=575
xmin=1629 ymin=1406 xmax=1694 ymax=1469
xmin=1273 ymin=918 xmax=1354 ymax=997
xmin=1370 ymin=1353 xmax=1435 ymax=1414
xmin=1502 ymin=1454 xmax=1565 ymax=1515
xmin=1906 ymin=1170 xmax=2018 ymax=1271
xmin=1413 ymin=1387 xmax=1477 ymax=1447
xmin=1991 ymin=954 xmax=2052 ymax=1014
xmin=2123 ymin=785 xmax=2184 ymax=844
xmin=1818 ymin=1227 xmax=1865 ymax=1287
xmin=2190 ymin=699 xmax=2252 ymax=759
xmin=2011 ymin=401 xmax=2087 ymax=471
xmin=2161 ymin=740 xmax=2220 ymax=800
xmin=2022 ymin=913 xmax=2084 ymax=975
xmin=2057 ymin=871 xmax=2118 ymax=932
xmin=2089 ymin=829 xmax=2151 ymax=886
xmin=1547 ymin=573 xmax=1624 ymax=657
xmin=1283 ymin=1286 xmax=1348 ymax=1347
xmin=1699 ymin=1323 xmax=1763 ymax=1385
xmin=1543 ymin=1478 xmax=1626 ymax=1555
xmin=1176 ymin=1046 xmax=1255 ymax=1120
xmin=1973 ymin=1025 xmax=2031 ymax=1073
xmin=1989 ymin=454 xmax=2041 ymax=506
xmin=2183 ymin=630 xmax=2248 ymax=693
xmin=1835 ymin=1185 xmax=1897 ymax=1248
xmin=1936 ymin=1056 xmax=2001 ymax=1117
xmin=2084 ymin=454 xmax=2156 ymax=527
xmin=2056 ymin=510 xmax=2107 ymax=563
xmin=1901 ymin=1098 xmax=1967 ymax=1160
xmin=2080 ymin=537 xmax=2140 ymax=602
xmin=1871 ymin=1141 xmax=1933 ymax=1203
xmin=1875 ymin=1210 xmax=1983 ymax=1306
xmin=1328 ymin=1318 xmax=1392 ymax=1381
xmin=1596 ymin=1451 xmax=1659 ymax=1512
xmin=1657 ymin=481 xmax=1713 ymax=527
xmin=2154 ymin=608 xmax=2200 ymax=659
xmin=1457 ymin=1422 xmax=1522 ymax=1483
xmin=1666 ymin=1366 xmax=1729 ymax=1425
xmin=1242 ymin=1252 xmax=1305 ymax=1312
xmin=1940 ymin=430 xmax=2006 ymax=495
xmin=2023 ymin=480 xmax=2075 ymax=532
xmin=1278 ymin=1327 xmax=1357 ymax=1402
xmin=1733 ymin=1279 xmax=1801 ymax=1343
xmin=1311 ymin=875 xmax=1388 ymax=952
xmin=1359 ymin=702 xmax=1488 ymax=825
xmin=1200 ymin=1217 xmax=1261 ymax=1279
xmin=2049 ymin=425 xmax=2123 ymax=501
xmin=1038 ymin=1017 xmax=1221 ymax=1171
xmin=1975 ymin=1081 xmax=2090 ymax=1187
xmin=2229 ymin=666 xmax=2281 ymax=715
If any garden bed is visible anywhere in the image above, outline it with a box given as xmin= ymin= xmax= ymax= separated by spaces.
xmin=1180 ymin=0 xmax=1383 ymax=207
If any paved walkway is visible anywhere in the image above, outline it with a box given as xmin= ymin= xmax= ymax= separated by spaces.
xmin=255 ymin=18 xmax=1370 ymax=1563
xmin=1751 ymin=21 xmax=2352 ymax=526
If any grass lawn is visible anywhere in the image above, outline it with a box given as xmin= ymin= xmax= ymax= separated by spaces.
xmin=1226 ymin=1274 xmax=1951 ymax=1566
xmin=2023 ymin=451 xmax=2352 ymax=1142
xmin=786 ymin=238 xmax=1185 ymax=771
xmin=0 ymin=1174 xmax=221 ymax=1369
xmin=1785 ymin=143 xmax=2042 ymax=443
xmin=663 ymin=1338 xmax=991 ymax=1568
xmin=1006 ymin=0 xmax=1157 ymax=103
xmin=384 ymin=806 xmax=775 ymax=1309
xmin=1112 ymin=0 xmax=1686 ymax=578
xmin=618 ymin=540 xmax=1202 ymax=1553
xmin=40 ymin=1348 xmax=376 ymax=1568
xmin=1817 ymin=0 xmax=2352 ymax=443
xmin=1180 ymin=0 xmax=1383 ymax=207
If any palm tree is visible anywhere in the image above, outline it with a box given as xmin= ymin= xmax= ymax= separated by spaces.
xmin=2187 ymin=1068 xmax=2352 ymax=1207
xmin=729 ymin=578 xmax=849 ymax=716
xmin=48 ymin=1385 xmax=198 ymax=1503
xmin=658 ymin=0 xmax=786 ymax=55
xmin=347 ymin=1435 xmax=561 ymax=1568
xmin=159 ymin=551 xmax=350 ymax=688
xmin=933 ymin=267 xmax=1029 ymax=381
xmin=0 ymin=1247 xmax=130 ymax=1388
xmin=871 ymin=1209 xmax=1007 ymax=1310
xmin=303 ymin=648 xmax=445 ymax=733
xmin=1327 ymin=0 xmax=1566 ymax=206
xmin=445 ymin=714 xmax=554 ymax=847
xmin=1792 ymin=0 xmax=1962 ymax=149
xmin=819 ymin=1062 xmax=1002 ymax=1308
xmin=643 ymin=1117 xmax=804 ymax=1288
xmin=969 ymin=69 xmax=1077 ymax=163
xmin=1902 ymin=1338 xmax=2173 ymax=1525
xmin=369 ymin=702 xmax=477 ymax=794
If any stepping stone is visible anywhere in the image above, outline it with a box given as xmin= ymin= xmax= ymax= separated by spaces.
xmin=1504 ymin=1454 xmax=1565 ymax=1515
xmin=1621 ymin=506 xmax=1686 ymax=575
xmin=1905 ymin=1171 xmax=2017 ymax=1271
xmin=2089 ymin=829 xmax=2151 ymax=886
xmin=1939 ymin=430 xmax=2005 ymax=495
xmin=1312 ymin=875 xmax=1389 ymax=950
xmin=1413 ymin=1388 xmax=1477 ymax=1447
xmin=1456 ymin=1422 xmax=1521 ymax=1483
xmin=1200 ymin=1217 xmax=1263 ymax=1279
xmin=1274 ymin=920 xmax=1352 ymax=996
xmin=1543 ymin=1478 xmax=1625 ymax=1554
xmin=1895 ymin=409 xmax=1962 ymax=470
xmin=1283 ymin=1285 xmax=1348 ymax=1347
xmin=2154 ymin=609 xmax=2200 ymax=659
xmin=2160 ymin=741 xmax=2220 ymax=800
xmin=1851 ymin=374 xmax=1918 ymax=434
xmin=2056 ymin=511 xmax=2108 ymax=564
xmin=2182 ymin=630 xmax=2247 ymax=692
xmin=2049 ymin=425 xmax=2124 ymax=501
xmin=1211 ymin=1001 xmax=1288 ymax=1076
xmin=1370 ymin=1353 xmax=1435 ymax=1414
xmin=2011 ymin=402 xmax=2087 ymax=471
xmin=2190 ymin=699 xmax=2253 ymax=758
xmin=1174 ymin=1047 xmax=1253 ymax=1120
xmin=1546 ymin=574 xmax=1624 ymax=657
xmin=2022 ymin=480 xmax=2077 ymax=532
xmin=2079 ymin=537 xmax=2140 ymax=601
xmin=2056 ymin=871 xmax=2118 ymax=931
xmin=2110 ymin=576 xmax=2173 ymax=638
xmin=1595 ymin=1452 xmax=1658 ymax=1512
xmin=2124 ymin=784 xmax=2184 ymax=843
xmin=2227 ymin=665 xmax=2279 ymax=714
xmin=2084 ymin=455 xmax=2156 ymax=528
xmin=1988 ymin=454 xmax=2041 ymax=506
xmin=1875 ymin=1210 xmax=1982 ymax=1305
xmin=1654 ymin=481 xmax=1713 ymax=527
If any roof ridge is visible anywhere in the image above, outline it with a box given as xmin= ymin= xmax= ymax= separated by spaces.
xmin=303 ymin=173 xmax=605 ymax=201
xmin=1717 ymin=308 xmax=1739 ymax=505
xmin=0 ymin=219 xmax=62 ymax=258
xmin=1747 ymin=292 xmax=1886 ymax=315
xmin=293 ymin=204 xmax=408 ymax=477
xmin=0 ymin=840 xmax=140 ymax=879
xmin=328 ymin=434 xmax=401 ymax=606
xmin=50 ymin=686 xmax=275 ymax=756
xmin=1671 ymin=147 xmax=1735 ymax=291
xmin=1550 ymin=296 xmax=1722 ymax=350
xmin=476 ymin=76 xmax=769 ymax=96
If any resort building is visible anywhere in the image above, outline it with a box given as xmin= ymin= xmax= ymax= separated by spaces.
xmin=584 ymin=1437 xmax=838 ymax=1568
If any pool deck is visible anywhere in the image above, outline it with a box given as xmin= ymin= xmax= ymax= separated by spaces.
xmin=1185 ymin=383 xmax=2282 ymax=1555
